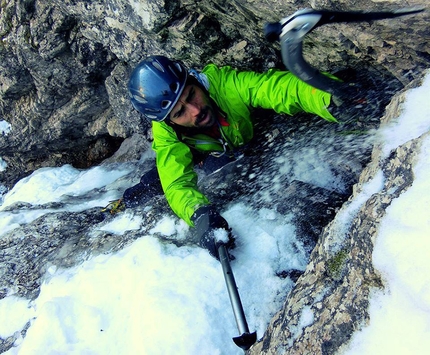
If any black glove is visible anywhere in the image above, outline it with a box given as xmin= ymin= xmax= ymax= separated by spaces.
xmin=329 ymin=69 xmax=385 ymax=124
xmin=191 ymin=206 xmax=235 ymax=260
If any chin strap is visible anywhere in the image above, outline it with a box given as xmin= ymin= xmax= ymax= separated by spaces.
xmin=264 ymin=7 xmax=424 ymax=96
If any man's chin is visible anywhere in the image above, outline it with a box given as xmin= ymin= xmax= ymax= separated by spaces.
xmin=196 ymin=115 xmax=215 ymax=128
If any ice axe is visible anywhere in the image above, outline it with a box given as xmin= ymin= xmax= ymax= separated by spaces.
xmin=218 ymin=244 xmax=257 ymax=350
xmin=264 ymin=7 xmax=425 ymax=96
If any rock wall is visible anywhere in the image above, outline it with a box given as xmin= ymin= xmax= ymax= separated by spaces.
xmin=248 ymin=77 xmax=426 ymax=354
xmin=1 ymin=0 xmax=429 ymax=188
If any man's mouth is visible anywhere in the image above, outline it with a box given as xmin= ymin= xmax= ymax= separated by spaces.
xmin=195 ymin=107 xmax=211 ymax=126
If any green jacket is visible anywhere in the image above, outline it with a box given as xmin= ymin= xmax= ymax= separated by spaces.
xmin=152 ymin=64 xmax=337 ymax=225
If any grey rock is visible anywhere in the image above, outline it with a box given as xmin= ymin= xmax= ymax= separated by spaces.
xmin=1 ymin=0 xmax=429 ymax=188
xmin=248 ymin=78 xmax=426 ymax=354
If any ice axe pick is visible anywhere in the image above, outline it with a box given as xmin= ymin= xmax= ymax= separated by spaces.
xmin=264 ymin=7 xmax=425 ymax=96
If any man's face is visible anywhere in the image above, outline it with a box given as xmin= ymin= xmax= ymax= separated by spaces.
xmin=169 ymin=84 xmax=217 ymax=128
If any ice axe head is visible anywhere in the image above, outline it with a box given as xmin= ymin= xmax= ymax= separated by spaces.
xmin=233 ymin=331 xmax=257 ymax=350
xmin=264 ymin=7 xmax=425 ymax=95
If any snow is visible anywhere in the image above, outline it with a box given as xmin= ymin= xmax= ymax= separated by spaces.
xmin=380 ymin=78 xmax=430 ymax=158
xmin=1 ymin=205 xmax=298 ymax=355
xmin=213 ymin=228 xmax=230 ymax=244
xmin=0 ymin=297 xmax=33 ymax=339
xmin=343 ymin=127 xmax=430 ymax=354
xmin=0 ymin=164 xmax=132 ymax=209
xmin=5 ymin=238 xmax=231 ymax=354
xmin=0 ymin=121 xmax=11 ymax=172
xmin=341 ymin=73 xmax=430 ymax=353
xmin=0 ymin=120 xmax=11 ymax=135
xmin=97 ymin=211 xmax=144 ymax=235
xmin=0 ymin=158 xmax=7 ymax=172
xmin=149 ymin=215 xmax=189 ymax=239
xmin=323 ymin=170 xmax=385 ymax=253
xmin=288 ymin=306 xmax=315 ymax=347
xmin=0 ymin=164 xmax=134 ymax=237
xmin=1 ymin=71 xmax=430 ymax=354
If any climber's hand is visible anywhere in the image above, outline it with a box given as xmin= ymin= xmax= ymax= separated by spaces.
xmin=191 ymin=206 xmax=235 ymax=260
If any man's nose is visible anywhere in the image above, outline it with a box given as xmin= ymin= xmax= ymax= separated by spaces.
xmin=184 ymin=101 xmax=200 ymax=117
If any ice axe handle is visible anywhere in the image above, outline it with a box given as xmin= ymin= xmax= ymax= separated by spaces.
xmin=218 ymin=244 xmax=257 ymax=350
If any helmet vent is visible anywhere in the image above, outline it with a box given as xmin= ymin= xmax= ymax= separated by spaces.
xmin=168 ymin=64 xmax=181 ymax=79
xmin=173 ymin=62 xmax=183 ymax=72
xmin=145 ymin=114 xmax=158 ymax=120
xmin=152 ymin=60 xmax=165 ymax=73
xmin=145 ymin=108 xmax=161 ymax=113
xmin=133 ymin=94 xmax=147 ymax=104
xmin=161 ymin=100 xmax=172 ymax=109
xmin=170 ymin=82 xmax=180 ymax=93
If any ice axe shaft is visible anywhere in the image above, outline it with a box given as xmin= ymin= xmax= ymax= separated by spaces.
xmin=219 ymin=245 xmax=249 ymax=333
xmin=218 ymin=245 xmax=257 ymax=350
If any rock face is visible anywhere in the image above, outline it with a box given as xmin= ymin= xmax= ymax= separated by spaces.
xmin=248 ymin=80 xmax=426 ymax=354
xmin=1 ymin=0 xmax=429 ymax=187
xmin=1 ymin=0 xmax=429 ymax=354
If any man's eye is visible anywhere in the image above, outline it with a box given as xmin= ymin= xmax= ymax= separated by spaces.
xmin=174 ymin=106 xmax=184 ymax=118
xmin=187 ymin=88 xmax=195 ymax=101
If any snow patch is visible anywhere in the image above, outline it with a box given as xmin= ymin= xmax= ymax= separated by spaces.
xmin=323 ymin=171 xmax=385 ymax=253
xmin=0 ymin=158 xmax=7 ymax=172
xmin=0 ymin=120 xmax=11 ymax=135
xmin=98 ymin=211 xmax=143 ymax=235
xmin=344 ymin=134 xmax=430 ymax=355
xmin=213 ymin=228 xmax=229 ymax=244
xmin=0 ymin=296 xmax=34 ymax=338
xmin=288 ymin=306 xmax=315 ymax=346
xmin=0 ymin=164 xmax=132 ymax=209
xmin=379 ymin=69 xmax=430 ymax=158
xmin=149 ymin=215 xmax=190 ymax=240
xmin=343 ymin=70 xmax=430 ymax=355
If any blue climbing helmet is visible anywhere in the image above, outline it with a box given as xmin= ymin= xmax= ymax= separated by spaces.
xmin=128 ymin=56 xmax=188 ymax=122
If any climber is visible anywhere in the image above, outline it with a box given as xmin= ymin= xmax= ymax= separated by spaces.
xmin=102 ymin=54 xmax=349 ymax=259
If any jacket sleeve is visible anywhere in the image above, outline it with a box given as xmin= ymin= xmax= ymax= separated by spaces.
xmin=203 ymin=65 xmax=337 ymax=122
xmin=152 ymin=121 xmax=210 ymax=226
